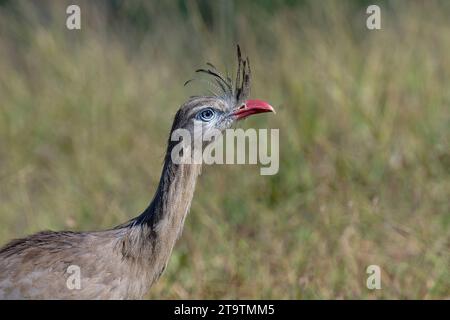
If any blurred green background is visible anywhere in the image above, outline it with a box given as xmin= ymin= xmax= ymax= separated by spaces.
xmin=0 ymin=0 xmax=448 ymax=299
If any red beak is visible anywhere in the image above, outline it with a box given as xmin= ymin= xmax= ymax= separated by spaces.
xmin=233 ymin=99 xmax=275 ymax=120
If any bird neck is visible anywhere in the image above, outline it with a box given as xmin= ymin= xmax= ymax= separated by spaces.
xmin=118 ymin=153 xmax=202 ymax=264
xmin=141 ymin=156 xmax=202 ymax=230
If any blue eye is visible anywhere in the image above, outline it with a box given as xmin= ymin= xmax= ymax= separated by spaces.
xmin=197 ymin=108 xmax=216 ymax=122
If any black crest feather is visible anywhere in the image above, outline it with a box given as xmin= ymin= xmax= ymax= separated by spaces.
xmin=185 ymin=45 xmax=251 ymax=104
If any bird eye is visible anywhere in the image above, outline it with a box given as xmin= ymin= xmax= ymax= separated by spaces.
xmin=197 ymin=108 xmax=216 ymax=122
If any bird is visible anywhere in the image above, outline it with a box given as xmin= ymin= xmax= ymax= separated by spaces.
xmin=0 ymin=46 xmax=274 ymax=299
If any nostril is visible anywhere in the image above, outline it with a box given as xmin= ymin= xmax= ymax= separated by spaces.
xmin=239 ymin=104 xmax=246 ymax=110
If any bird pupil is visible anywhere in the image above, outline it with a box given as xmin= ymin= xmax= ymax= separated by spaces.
xmin=197 ymin=108 xmax=215 ymax=121
xmin=203 ymin=110 xmax=212 ymax=118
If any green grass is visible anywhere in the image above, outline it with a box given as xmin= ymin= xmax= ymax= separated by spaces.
xmin=0 ymin=0 xmax=448 ymax=299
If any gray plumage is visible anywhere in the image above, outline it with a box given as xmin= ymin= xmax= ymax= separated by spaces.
xmin=0 ymin=47 xmax=272 ymax=299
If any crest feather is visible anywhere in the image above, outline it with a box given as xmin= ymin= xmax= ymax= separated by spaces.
xmin=185 ymin=45 xmax=252 ymax=104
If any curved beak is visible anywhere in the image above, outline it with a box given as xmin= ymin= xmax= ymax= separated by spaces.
xmin=233 ymin=99 xmax=275 ymax=120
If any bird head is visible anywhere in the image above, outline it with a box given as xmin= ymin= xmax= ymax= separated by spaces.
xmin=168 ymin=46 xmax=274 ymax=151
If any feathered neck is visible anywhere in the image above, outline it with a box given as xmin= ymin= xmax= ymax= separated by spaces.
xmin=137 ymin=157 xmax=201 ymax=228
xmin=117 ymin=146 xmax=202 ymax=262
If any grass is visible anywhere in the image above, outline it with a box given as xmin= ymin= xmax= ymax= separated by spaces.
xmin=0 ymin=0 xmax=448 ymax=299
